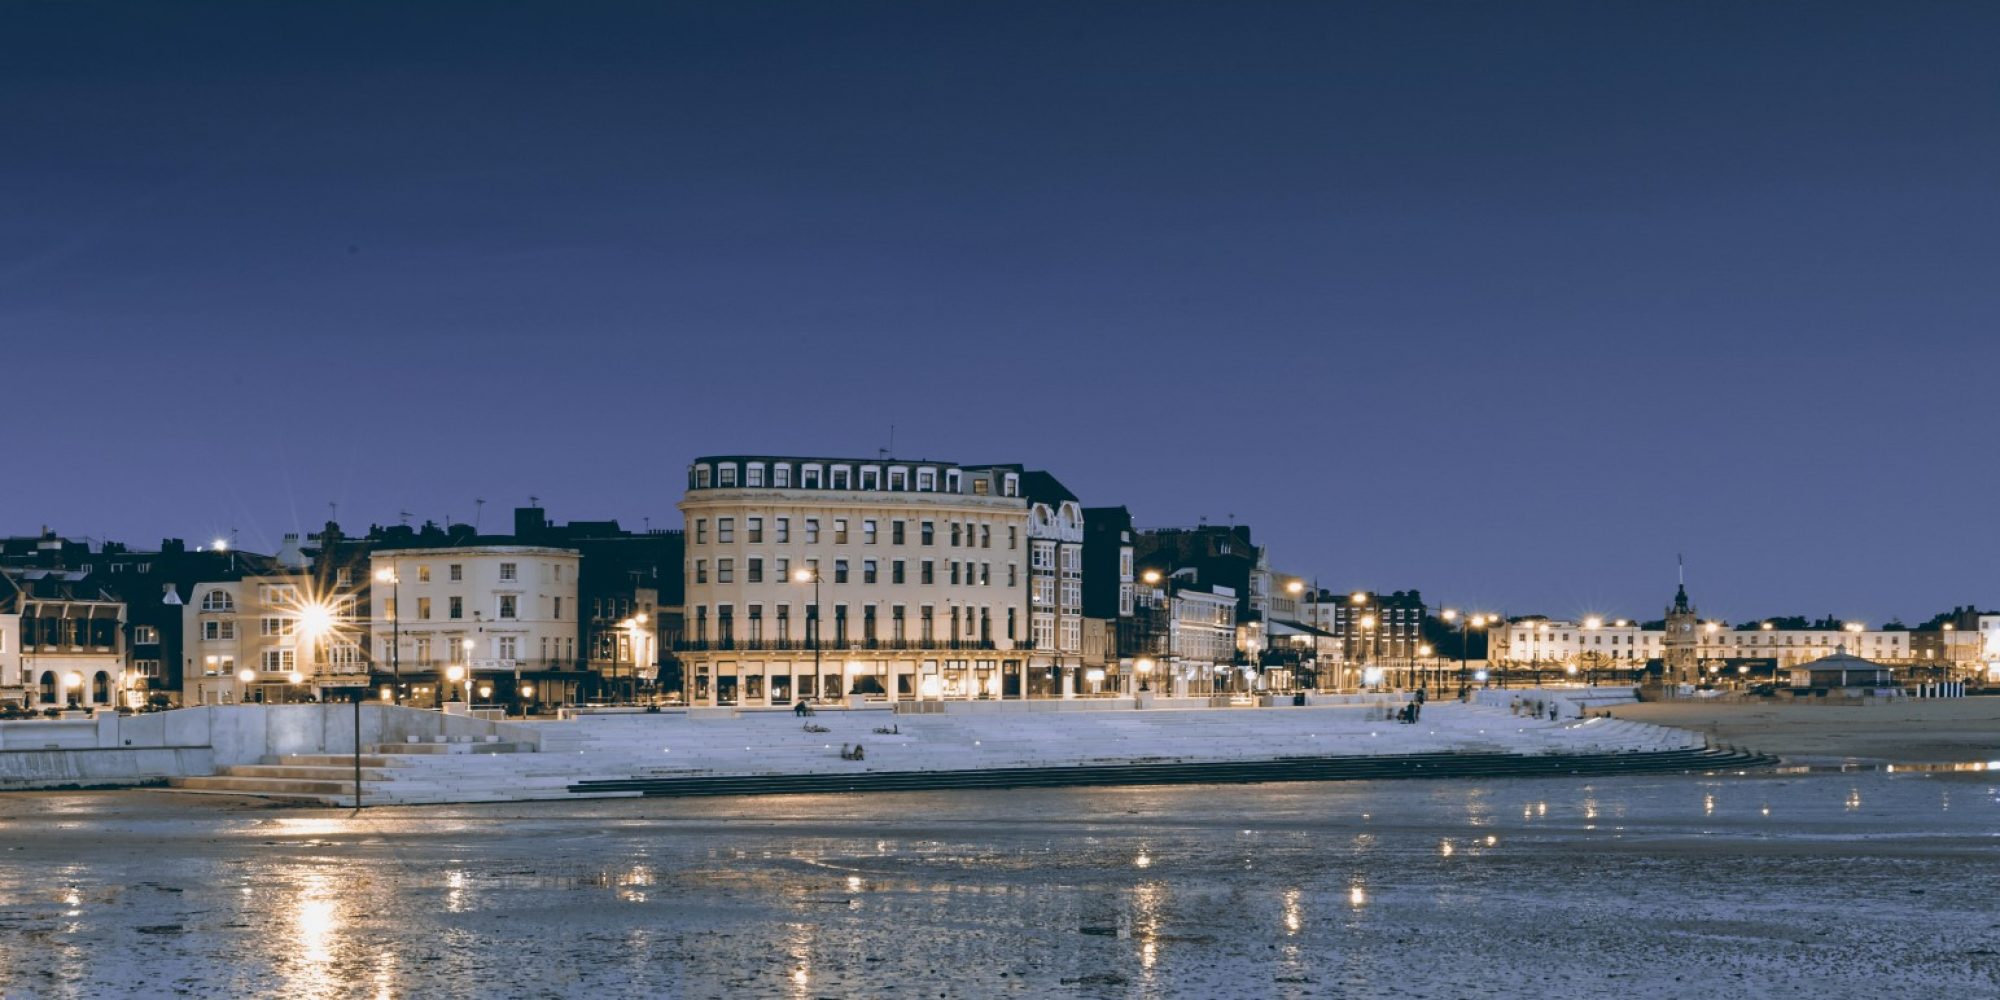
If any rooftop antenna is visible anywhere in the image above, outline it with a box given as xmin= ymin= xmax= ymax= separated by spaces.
xmin=474 ymin=498 xmax=486 ymax=532
xmin=528 ymin=495 xmax=540 ymax=508
xmin=328 ymin=501 xmax=338 ymax=524
xmin=643 ymin=516 xmax=651 ymax=532
xmin=398 ymin=510 xmax=411 ymax=526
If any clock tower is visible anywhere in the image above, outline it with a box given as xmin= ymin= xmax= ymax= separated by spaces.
xmin=1662 ymin=581 xmax=1699 ymax=687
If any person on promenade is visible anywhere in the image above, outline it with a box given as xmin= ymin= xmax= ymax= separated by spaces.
xmin=793 ymin=699 xmax=811 ymax=717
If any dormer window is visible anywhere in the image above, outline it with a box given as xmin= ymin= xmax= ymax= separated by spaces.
xmin=830 ymin=466 xmax=851 ymax=490
xmin=916 ymin=468 xmax=936 ymax=491
xmin=945 ymin=470 xmax=962 ymax=493
xmin=718 ymin=464 xmax=738 ymax=488
xmin=801 ymin=464 xmax=822 ymax=489
xmin=200 ymin=590 xmax=235 ymax=613
xmin=1002 ymin=473 xmax=1019 ymax=498
xmin=746 ymin=463 xmax=765 ymax=487
xmin=860 ymin=466 xmax=879 ymax=490
xmin=694 ymin=465 xmax=712 ymax=489
xmin=773 ymin=464 xmax=791 ymax=488
xmin=888 ymin=467 xmax=908 ymax=491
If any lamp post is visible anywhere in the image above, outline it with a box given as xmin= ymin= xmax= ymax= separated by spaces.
xmin=374 ymin=567 xmax=400 ymax=703
xmin=794 ymin=567 xmax=824 ymax=704
xmin=1143 ymin=569 xmax=1175 ymax=698
xmin=446 ymin=662 xmax=468 ymax=708
xmin=1582 ymin=617 xmax=1602 ymax=686
xmin=1286 ymin=580 xmax=1306 ymax=692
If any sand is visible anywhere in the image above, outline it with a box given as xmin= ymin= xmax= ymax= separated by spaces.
xmin=1609 ymin=696 xmax=2000 ymax=762
xmin=3 ymin=770 xmax=1999 ymax=998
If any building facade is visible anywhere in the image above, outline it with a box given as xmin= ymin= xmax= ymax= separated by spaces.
xmin=677 ymin=455 xmax=1037 ymax=706
xmin=2 ymin=571 xmax=128 ymax=709
xmin=368 ymin=545 xmax=580 ymax=707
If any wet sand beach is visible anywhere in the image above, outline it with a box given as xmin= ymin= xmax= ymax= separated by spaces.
xmin=3 ymin=767 xmax=1997 ymax=999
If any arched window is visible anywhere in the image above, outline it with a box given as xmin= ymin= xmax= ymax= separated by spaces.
xmin=38 ymin=672 xmax=56 ymax=704
xmin=200 ymin=590 xmax=235 ymax=613
xmin=92 ymin=671 xmax=110 ymax=703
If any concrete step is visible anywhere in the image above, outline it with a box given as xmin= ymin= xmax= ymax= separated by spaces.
xmin=172 ymin=775 xmax=355 ymax=796
xmin=221 ymin=764 xmax=404 ymax=781
xmin=368 ymin=741 xmax=532 ymax=755
xmin=271 ymin=754 xmax=410 ymax=768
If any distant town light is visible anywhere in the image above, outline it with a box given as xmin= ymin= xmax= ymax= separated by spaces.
xmin=1350 ymin=592 xmax=1368 ymax=605
xmin=1583 ymin=617 xmax=1603 ymax=629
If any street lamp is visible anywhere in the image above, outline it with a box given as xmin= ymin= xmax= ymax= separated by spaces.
xmin=1143 ymin=569 xmax=1178 ymax=697
xmin=374 ymin=567 xmax=401 ymax=702
xmin=446 ymin=663 xmax=468 ymax=707
xmin=62 ymin=671 xmax=83 ymax=709
xmin=794 ymin=566 xmax=824 ymax=704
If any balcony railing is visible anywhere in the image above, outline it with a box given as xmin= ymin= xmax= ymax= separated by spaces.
xmin=675 ymin=638 xmax=1000 ymax=653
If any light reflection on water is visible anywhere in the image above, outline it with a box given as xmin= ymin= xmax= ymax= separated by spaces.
xmin=1 ymin=770 xmax=1997 ymax=998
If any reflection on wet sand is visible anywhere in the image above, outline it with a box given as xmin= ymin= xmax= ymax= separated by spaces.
xmin=0 ymin=770 xmax=1996 ymax=998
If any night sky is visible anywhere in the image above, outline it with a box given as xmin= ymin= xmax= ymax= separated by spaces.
xmin=6 ymin=2 xmax=1997 ymax=623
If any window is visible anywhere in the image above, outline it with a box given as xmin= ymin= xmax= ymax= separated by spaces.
xmin=260 ymin=617 xmax=295 ymax=638
xmin=891 ymin=520 xmax=906 ymax=545
xmin=833 ymin=605 xmax=848 ymax=643
xmin=951 ymin=562 xmax=961 ymax=585
xmin=261 ymin=648 xmax=296 ymax=672
xmin=951 ymin=523 xmax=962 ymax=547
xmin=835 ymin=560 xmax=850 ymax=584
xmin=417 ymin=597 xmax=432 ymax=620
xmin=499 ymin=562 xmax=518 ymax=581
xmin=1007 ymin=607 xmax=1017 ymax=640
xmin=981 ymin=525 xmax=991 ymax=548
xmin=893 ymin=605 xmax=907 ymax=640
xmin=449 ymin=596 xmax=464 ymax=619
xmin=805 ymin=518 xmax=820 ymax=544
xmin=497 ymin=636 xmax=518 ymax=661
xmin=831 ymin=466 xmax=850 ymax=490
xmin=889 ymin=469 xmax=907 ymax=491
xmin=973 ymin=478 xmax=990 ymax=496
xmin=718 ymin=558 xmax=734 ymax=583
xmin=922 ymin=560 xmax=934 ymax=584
xmin=892 ymin=560 xmax=906 ymax=584
xmin=776 ymin=517 xmax=790 ymax=543
xmin=747 ymin=517 xmax=763 ymax=543
xmin=748 ymin=604 xmax=764 ymax=642
xmin=776 ymin=557 xmax=790 ymax=581
xmin=133 ymin=659 xmax=161 ymax=678
xmin=917 ymin=468 xmax=936 ymax=491
xmin=499 ymin=595 xmax=517 ymax=619
xmin=864 ymin=559 xmax=878 ymax=584
xmin=718 ymin=464 xmax=737 ymax=487
xmin=202 ymin=620 xmax=236 ymax=640
xmin=921 ymin=605 xmax=935 ymax=641
xmin=133 ymin=625 xmax=159 ymax=644
xmin=449 ymin=564 xmax=463 ymax=582
xmin=1008 ymin=563 xmax=1018 ymax=587
xmin=980 ymin=562 xmax=991 ymax=586
xmin=718 ymin=518 xmax=734 ymax=543
xmin=553 ymin=597 xmax=562 ymax=620
xmin=749 ymin=558 xmax=764 ymax=583
xmin=864 ymin=605 xmax=878 ymax=640
xmin=696 ymin=559 xmax=709 ymax=585
xmin=382 ymin=597 xmax=397 ymax=621
xmin=695 ymin=465 xmax=712 ymax=488
xmin=922 ymin=521 xmax=935 ymax=545
xmin=945 ymin=470 xmax=961 ymax=492
xmin=336 ymin=569 xmax=352 ymax=587
xmin=774 ymin=464 xmax=792 ymax=488
xmin=863 ymin=519 xmax=877 ymax=544
xmin=747 ymin=464 xmax=765 ymax=487
xmin=1008 ymin=527 xmax=1017 ymax=550
xmin=834 ymin=519 xmax=849 ymax=544
xmin=695 ymin=519 xmax=708 ymax=544
xmin=418 ymin=565 xmax=432 ymax=583
xmin=861 ymin=467 xmax=879 ymax=490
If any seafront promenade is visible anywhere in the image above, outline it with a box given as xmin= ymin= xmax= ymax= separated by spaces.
xmin=137 ymin=693 xmax=1752 ymax=806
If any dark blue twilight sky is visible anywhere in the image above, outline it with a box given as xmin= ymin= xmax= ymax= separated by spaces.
xmin=3 ymin=2 xmax=1996 ymax=623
